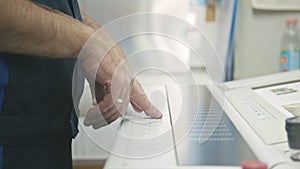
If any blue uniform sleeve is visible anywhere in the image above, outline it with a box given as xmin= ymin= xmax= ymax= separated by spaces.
xmin=0 ymin=56 xmax=8 ymax=110
xmin=0 ymin=145 xmax=2 ymax=169
xmin=0 ymin=56 xmax=6 ymax=169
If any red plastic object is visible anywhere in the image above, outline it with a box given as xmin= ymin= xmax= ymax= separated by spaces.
xmin=241 ymin=161 xmax=268 ymax=169
xmin=286 ymin=18 xmax=297 ymax=25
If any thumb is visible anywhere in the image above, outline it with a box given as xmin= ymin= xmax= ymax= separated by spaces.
xmin=130 ymin=80 xmax=162 ymax=119
xmin=88 ymin=81 xmax=97 ymax=106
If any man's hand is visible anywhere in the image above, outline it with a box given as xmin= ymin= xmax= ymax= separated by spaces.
xmin=0 ymin=0 xmax=161 ymax=129
xmin=84 ymin=79 xmax=162 ymax=129
xmin=81 ymin=30 xmax=162 ymax=129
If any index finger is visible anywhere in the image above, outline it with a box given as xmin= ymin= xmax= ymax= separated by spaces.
xmin=130 ymin=80 xmax=162 ymax=119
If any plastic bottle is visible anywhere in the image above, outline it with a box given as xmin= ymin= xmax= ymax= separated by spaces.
xmin=280 ymin=18 xmax=300 ymax=72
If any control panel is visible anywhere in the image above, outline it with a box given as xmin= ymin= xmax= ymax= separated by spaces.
xmin=227 ymin=88 xmax=288 ymax=145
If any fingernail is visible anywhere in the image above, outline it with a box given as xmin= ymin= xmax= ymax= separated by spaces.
xmin=155 ymin=112 xmax=163 ymax=119
xmin=83 ymin=118 xmax=92 ymax=126
xmin=157 ymin=113 xmax=163 ymax=119
xmin=148 ymin=106 xmax=163 ymax=119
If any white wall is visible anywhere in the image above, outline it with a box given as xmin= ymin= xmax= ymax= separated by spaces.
xmin=234 ymin=0 xmax=300 ymax=79
xmin=79 ymin=0 xmax=237 ymax=76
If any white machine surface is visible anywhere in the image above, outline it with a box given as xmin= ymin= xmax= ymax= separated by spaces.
xmin=103 ymin=71 xmax=300 ymax=169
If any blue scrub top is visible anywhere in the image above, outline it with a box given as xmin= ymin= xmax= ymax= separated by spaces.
xmin=0 ymin=56 xmax=7 ymax=169
xmin=0 ymin=0 xmax=83 ymax=145
xmin=0 ymin=56 xmax=8 ymax=110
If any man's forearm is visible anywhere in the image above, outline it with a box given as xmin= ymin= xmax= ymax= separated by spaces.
xmin=0 ymin=0 xmax=95 ymax=59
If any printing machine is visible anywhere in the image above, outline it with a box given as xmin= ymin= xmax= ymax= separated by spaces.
xmin=101 ymin=70 xmax=300 ymax=169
